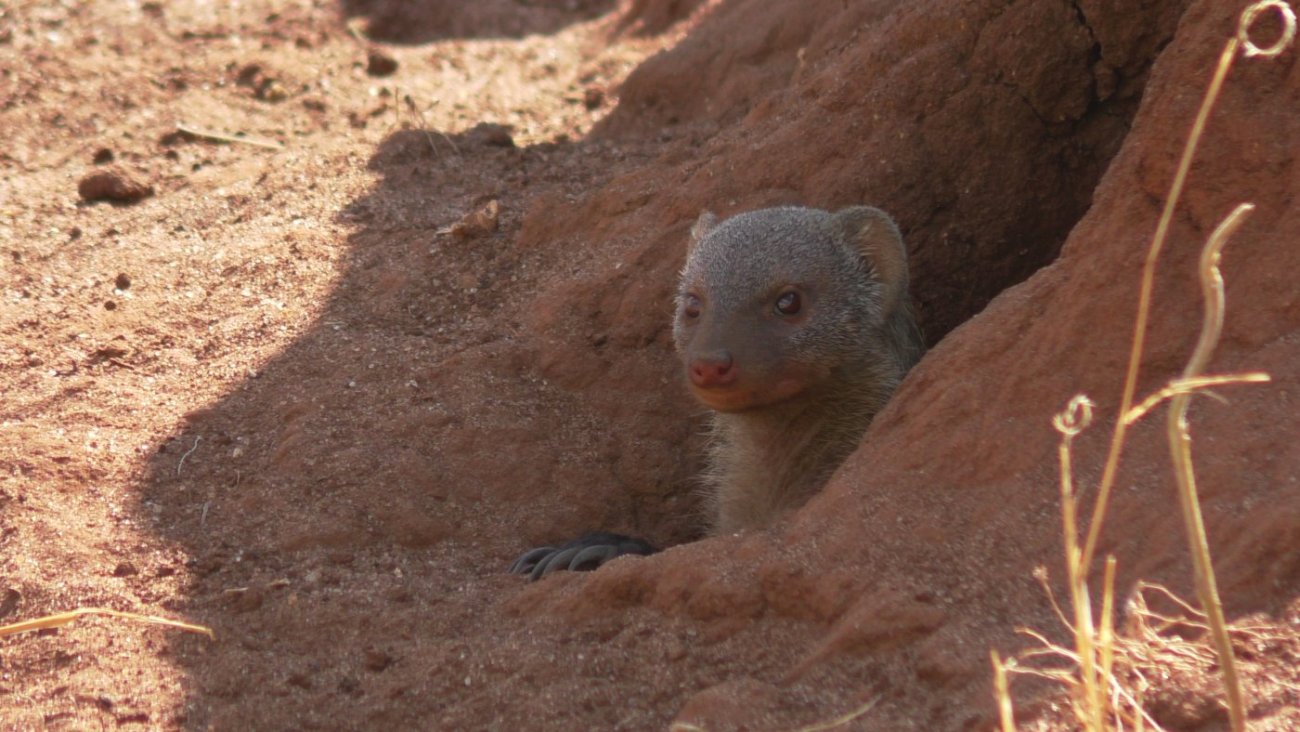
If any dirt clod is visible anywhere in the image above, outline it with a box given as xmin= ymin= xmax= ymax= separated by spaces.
xmin=365 ymin=47 xmax=398 ymax=77
xmin=112 ymin=562 xmax=138 ymax=577
xmin=0 ymin=589 xmax=20 ymax=619
xmin=467 ymin=121 xmax=516 ymax=147
xmin=363 ymin=648 xmax=394 ymax=672
xmin=438 ymin=199 xmax=500 ymax=239
xmin=77 ymin=167 xmax=154 ymax=203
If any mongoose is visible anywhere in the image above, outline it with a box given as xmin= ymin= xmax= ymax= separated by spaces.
xmin=510 ymin=206 xmax=924 ymax=579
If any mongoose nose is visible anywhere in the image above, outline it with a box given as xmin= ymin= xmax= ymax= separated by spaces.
xmin=689 ymin=351 xmax=737 ymax=388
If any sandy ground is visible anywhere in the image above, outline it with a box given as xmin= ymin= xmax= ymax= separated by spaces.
xmin=3 ymin=1 xmax=1298 ymax=730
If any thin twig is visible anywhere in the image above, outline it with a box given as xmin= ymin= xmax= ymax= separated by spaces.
xmin=992 ymin=651 xmax=1017 ymax=732
xmin=792 ymin=696 xmax=881 ymax=732
xmin=0 ymin=607 xmax=213 ymax=639
xmin=177 ymin=435 xmax=201 ymax=476
xmin=1123 ymin=372 xmax=1271 ymax=423
xmin=402 ymin=93 xmax=460 ymax=157
xmin=175 ymin=123 xmax=284 ymax=150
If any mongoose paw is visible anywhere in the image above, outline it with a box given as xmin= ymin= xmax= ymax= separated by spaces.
xmin=508 ymin=532 xmax=656 ymax=581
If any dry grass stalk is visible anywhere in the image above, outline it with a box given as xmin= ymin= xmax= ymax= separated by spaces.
xmin=790 ymin=696 xmax=880 ymax=732
xmin=174 ymin=123 xmax=284 ymax=150
xmin=993 ymin=650 xmax=1016 ymax=732
xmin=666 ymin=696 xmax=880 ymax=732
xmin=1163 ymin=202 xmax=1256 ymax=728
xmin=0 ymin=607 xmax=214 ymax=640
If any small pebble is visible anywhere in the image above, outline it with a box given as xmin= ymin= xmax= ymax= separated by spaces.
xmin=78 ymin=167 xmax=154 ymax=203
xmin=363 ymin=649 xmax=393 ymax=672
xmin=366 ymin=48 xmax=398 ymax=77
xmin=467 ymin=122 xmax=515 ymax=148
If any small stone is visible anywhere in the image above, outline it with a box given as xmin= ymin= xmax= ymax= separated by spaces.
xmin=112 ymin=562 xmax=139 ymax=577
xmin=363 ymin=648 xmax=393 ymax=672
xmin=236 ymin=63 xmax=262 ymax=87
xmin=224 ymin=586 xmax=265 ymax=613
xmin=467 ymin=122 xmax=515 ymax=148
xmin=583 ymin=86 xmax=604 ymax=110
xmin=287 ymin=673 xmax=312 ymax=689
xmin=366 ymin=48 xmax=398 ymax=77
xmin=259 ymin=80 xmax=288 ymax=102
xmin=78 ymin=167 xmax=154 ymax=203
xmin=0 ymin=588 xmax=20 ymax=618
xmin=115 ymin=272 xmax=131 ymax=290
xmin=437 ymin=200 xmax=499 ymax=239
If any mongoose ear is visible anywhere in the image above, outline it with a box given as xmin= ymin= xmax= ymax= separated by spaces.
xmin=831 ymin=206 xmax=909 ymax=318
xmin=688 ymin=211 xmax=719 ymax=255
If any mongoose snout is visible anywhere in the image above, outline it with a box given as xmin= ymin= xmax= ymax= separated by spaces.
xmin=687 ymin=349 xmax=737 ymax=390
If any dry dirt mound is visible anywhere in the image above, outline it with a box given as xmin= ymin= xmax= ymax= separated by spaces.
xmin=2 ymin=0 xmax=1297 ymax=730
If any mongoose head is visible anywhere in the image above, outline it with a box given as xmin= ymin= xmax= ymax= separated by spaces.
xmin=673 ymin=206 xmax=913 ymax=413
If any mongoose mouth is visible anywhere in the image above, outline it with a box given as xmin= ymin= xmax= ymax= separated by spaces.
xmin=688 ymin=378 xmax=809 ymax=412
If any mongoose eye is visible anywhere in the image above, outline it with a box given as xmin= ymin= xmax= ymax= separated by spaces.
xmin=682 ymin=293 xmax=702 ymax=319
xmin=774 ymin=290 xmax=802 ymax=316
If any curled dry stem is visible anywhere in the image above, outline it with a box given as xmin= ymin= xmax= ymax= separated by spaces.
xmin=1164 ymin=202 xmax=1256 ymax=731
xmin=1056 ymin=396 xmax=1106 ymax=730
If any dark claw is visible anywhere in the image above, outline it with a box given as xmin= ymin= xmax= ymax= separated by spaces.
xmin=569 ymin=544 xmax=618 ymax=571
xmin=509 ymin=532 xmax=656 ymax=581
xmin=534 ymin=546 xmax=583 ymax=580
xmin=508 ymin=546 xmax=557 ymax=575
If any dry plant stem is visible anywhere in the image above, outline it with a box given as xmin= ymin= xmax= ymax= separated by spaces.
xmin=1124 ymin=372 xmax=1270 ymax=423
xmin=175 ymin=123 xmax=284 ymax=150
xmin=791 ymin=696 xmax=880 ymax=732
xmin=1004 ymin=626 xmax=1169 ymax=732
xmin=1165 ymin=203 xmax=1254 ymax=732
xmin=1053 ymin=397 xmax=1108 ymax=731
xmin=0 ymin=607 xmax=214 ymax=639
xmin=992 ymin=651 xmax=1016 ymax=732
xmin=670 ymin=696 xmax=883 ymax=732
xmin=1062 ymin=450 xmax=1102 ymax=729
xmin=1097 ymin=556 xmax=1118 ymax=719
xmin=1079 ymin=30 xmax=1242 ymax=575
xmin=668 ymin=696 xmax=879 ymax=732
